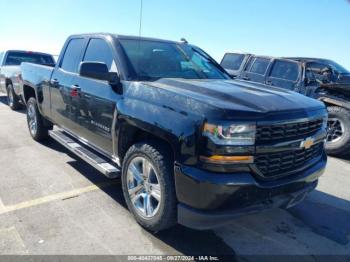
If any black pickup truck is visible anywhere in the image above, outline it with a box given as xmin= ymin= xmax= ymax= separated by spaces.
xmin=221 ymin=54 xmax=350 ymax=156
xmin=21 ymin=33 xmax=327 ymax=231
xmin=0 ymin=50 xmax=55 ymax=110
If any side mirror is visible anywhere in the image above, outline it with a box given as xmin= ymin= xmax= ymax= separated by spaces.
xmin=79 ymin=62 xmax=120 ymax=85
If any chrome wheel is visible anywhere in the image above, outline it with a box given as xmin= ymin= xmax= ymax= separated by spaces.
xmin=27 ymin=103 xmax=38 ymax=136
xmin=7 ymin=86 xmax=13 ymax=107
xmin=126 ymin=157 xmax=161 ymax=219
xmin=327 ymin=118 xmax=345 ymax=143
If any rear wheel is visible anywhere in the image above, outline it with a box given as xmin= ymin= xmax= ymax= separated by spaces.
xmin=121 ymin=141 xmax=177 ymax=232
xmin=326 ymin=106 xmax=350 ymax=156
xmin=6 ymin=84 xmax=21 ymax=110
xmin=26 ymin=97 xmax=49 ymax=141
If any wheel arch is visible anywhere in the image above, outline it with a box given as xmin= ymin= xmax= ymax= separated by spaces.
xmin=22 ymin=84 xmax=37 ymax=105
xmin=116 ymin=120 xmax=177 ymax=165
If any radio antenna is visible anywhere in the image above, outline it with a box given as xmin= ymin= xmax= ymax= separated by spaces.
xmin=139 ymin=0 xmax=143 ymax=38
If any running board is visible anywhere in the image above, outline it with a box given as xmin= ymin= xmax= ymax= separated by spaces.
xmin=49 ymin=130 xmax=120 ymax=179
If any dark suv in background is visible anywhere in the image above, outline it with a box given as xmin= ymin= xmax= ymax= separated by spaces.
xmin=221 ymin=53 xmax=350 ymax=157
xmin=220 ymin=53 xmax=252 ymax=78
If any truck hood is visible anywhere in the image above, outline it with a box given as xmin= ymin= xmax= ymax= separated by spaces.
xmin=321 ymin=73 xmax=350 ymax=96
xmin=146 ymin=78 xmax=325 ymax=120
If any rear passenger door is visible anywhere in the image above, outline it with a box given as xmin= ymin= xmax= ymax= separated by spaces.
xmin=239 ymin=57 xmax=271 ymax=84
xmin=50 ymin=37 xmax=87 ymax=132
xmin=73 ymin=37 xmax=120 ymax=155
xmin=265 ymin=59 xmax=300 ymax=91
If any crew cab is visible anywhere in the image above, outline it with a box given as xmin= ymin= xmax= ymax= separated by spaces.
xmin=221 ymin=53 xmax=350 ymax=156
xmin=0 ymin=50 xmax=55 ymax=110
xmin=20 ymin=34 xmax=327 ymax=231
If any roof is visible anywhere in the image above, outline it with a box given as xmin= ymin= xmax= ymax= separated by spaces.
xmin=284 ymin=57 xmax=332 ymax=63
xmin=69 ymin=33 xmax=184 ymax=44
xmin=1 ymin=50 xmax=53 ymax=56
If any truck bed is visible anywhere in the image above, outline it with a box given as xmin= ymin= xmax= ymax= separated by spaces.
xmin=21 ymin=62 xmax=54 ymax=88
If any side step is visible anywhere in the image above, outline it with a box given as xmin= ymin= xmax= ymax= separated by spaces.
xmin=49 ymin=130 xmax=120 ymax=179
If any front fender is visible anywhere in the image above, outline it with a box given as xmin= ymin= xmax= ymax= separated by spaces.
xmin=318 ymin=95 xmax=350 ymax=110
xmin=116 ymin=96 xmax=204 ymax=165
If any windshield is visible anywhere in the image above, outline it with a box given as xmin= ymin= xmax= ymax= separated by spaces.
xmin=325 ymin=60 xmax=349 ymax=74
xmin=119 ymin=39 xmax=229 ymax=81
xmin=5 ymin=52 xmax=55 ymax=66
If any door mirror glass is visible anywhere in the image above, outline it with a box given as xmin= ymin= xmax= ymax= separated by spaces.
xmin=79 ymin=61 xmax=120 ymax=84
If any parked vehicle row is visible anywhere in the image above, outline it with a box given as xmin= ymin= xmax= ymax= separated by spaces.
xmin=221 ymin=53 xmax=350 ymax=156
xmin=0 ymin=50 xmax=55 ymax=110
xmin=17 ymin=33 xmax=327 ymax=231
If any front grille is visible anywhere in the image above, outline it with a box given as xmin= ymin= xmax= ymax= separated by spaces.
xmin=256 ymin=118 xmax=323 ymax=144
xmin=254 ymin=143 xmax=323 ymax=179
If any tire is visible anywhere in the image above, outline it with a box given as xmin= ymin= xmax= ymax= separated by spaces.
xmin=26 ymin=97 xmax=49 ymax=141
xmin=121 ymin=141 xmax=177 ymax=232
xmin=325 ymin=106 xmax=350 ymax=157
xmin=6 ymin=84 xmax=21 ymax=110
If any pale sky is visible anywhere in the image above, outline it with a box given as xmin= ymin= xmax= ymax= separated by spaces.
xmin=1 ymin=0 xmax=349 ymax=69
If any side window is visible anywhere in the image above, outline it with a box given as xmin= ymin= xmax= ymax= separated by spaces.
xmin=244 ymin=57 xmax=255 ymax=72
xmin=249 ymin=58 xmax=270 ymax=75
xmin=270 ymin=61 xmax=299 ymax=81
xmin=221 ymin=54 xmax=245 ymax=70
xmin=306 ymin=62 xmax=331 ymax=82
xmin=60 ymin=38 xmax=85 ymax=73
xmin=83 ymin=38 xmax=113 ymax=70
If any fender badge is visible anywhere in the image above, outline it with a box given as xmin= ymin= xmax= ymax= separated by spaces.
xmin=300 ymin=137 xmax=315 ymax=150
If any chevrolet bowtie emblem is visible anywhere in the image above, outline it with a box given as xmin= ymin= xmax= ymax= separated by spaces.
xmin=301 ymin=137 xmax=315 ymax=150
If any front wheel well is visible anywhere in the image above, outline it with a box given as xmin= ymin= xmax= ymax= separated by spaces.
xmin=118 ymin=124 xmax=175 ymax=164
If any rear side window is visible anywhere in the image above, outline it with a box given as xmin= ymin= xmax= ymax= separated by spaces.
xmin=249 ymin=58 xmax=270 ymax=75
xmin=4 ymin=52 xmax=54 ymax=66
xmin=60 ymin=38 xmax=85 ymax=73
xmin=270 ymin=61 xmax=299 ymax=81
xmin=244 ymin=57 xmax=255 ymax=72
xmin=221 ymin=53 xmax=245 ymax=70
xmin=83 ymin=38 xmax=113 ymax=70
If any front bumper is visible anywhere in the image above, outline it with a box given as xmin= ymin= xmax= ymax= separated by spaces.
xmin=175 ymin=153 xmax=326 ymax=230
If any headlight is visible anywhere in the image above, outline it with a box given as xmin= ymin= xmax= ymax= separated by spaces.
xmin=203 ymin=122 xmax=256 ymax=145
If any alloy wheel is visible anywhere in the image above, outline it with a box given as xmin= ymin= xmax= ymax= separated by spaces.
xmin=27 ymin=103 xmax=38 ymax=136
xmin=7 ymin=86 xmax=14 ymax=107
xmin=126 ymin=156 xmax=161 ymax=219
xmin=327 ymin=118 xmax=345 ymax=143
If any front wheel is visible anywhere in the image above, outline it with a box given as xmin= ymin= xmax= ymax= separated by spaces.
xmin=121 ymin=141 xmax=177 ymax=232
xmin=26 ymin=97 xmax=49 ymax=141
xmin=325 ymin=106 xmax=350 ymax=157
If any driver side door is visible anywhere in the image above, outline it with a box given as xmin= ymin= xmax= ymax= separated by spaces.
xmin=73 ymin=37 xmax=121 ymax=155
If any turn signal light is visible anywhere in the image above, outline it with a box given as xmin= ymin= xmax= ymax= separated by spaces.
xmin=200 ymin=155 xmax=254 ymax=164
